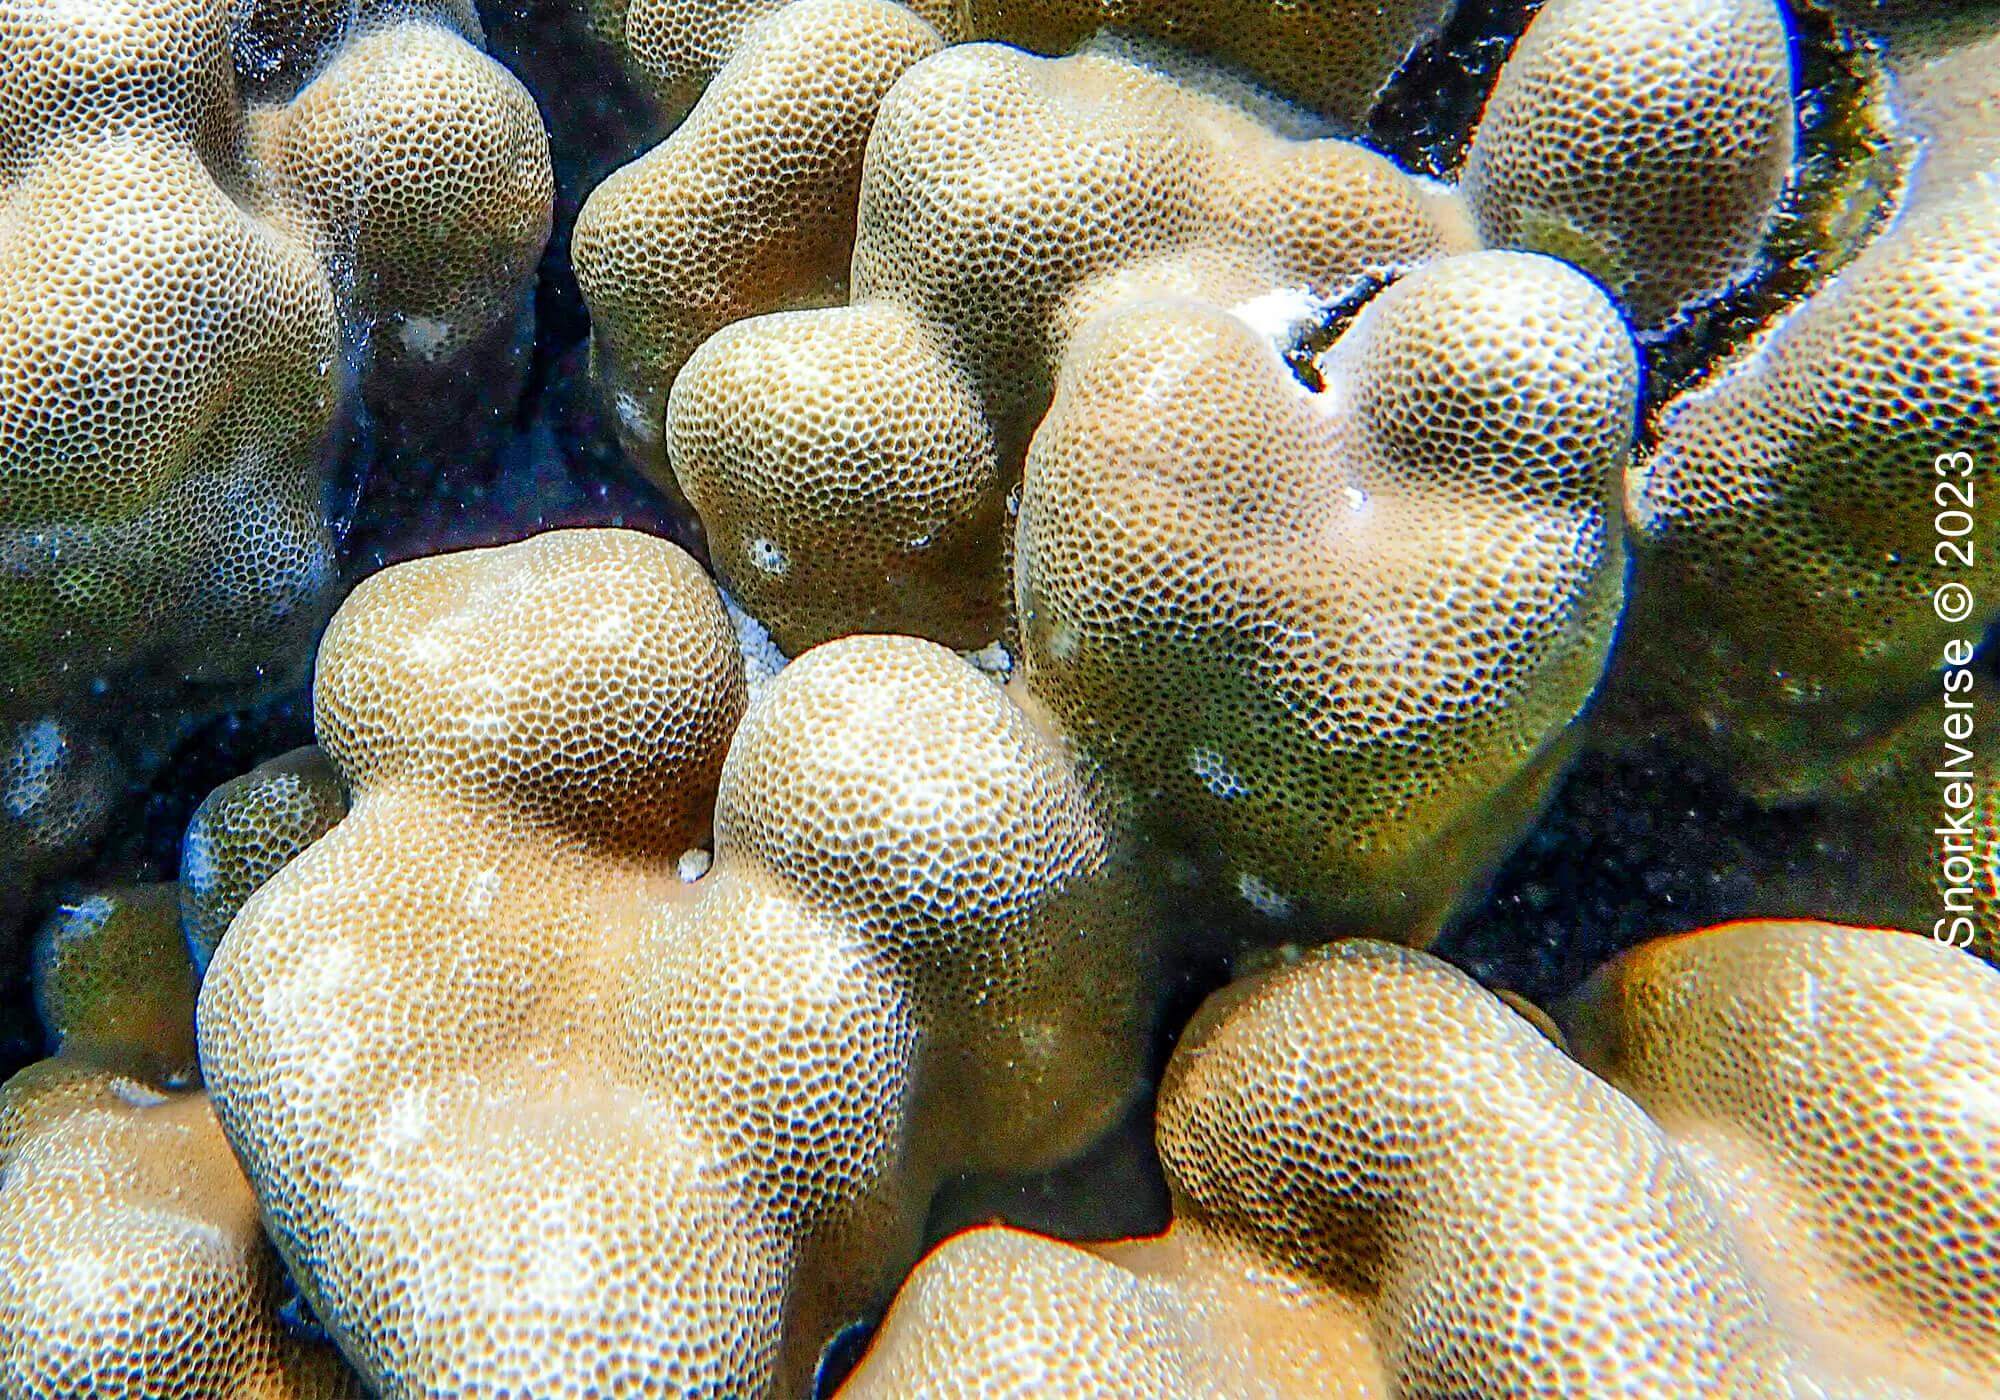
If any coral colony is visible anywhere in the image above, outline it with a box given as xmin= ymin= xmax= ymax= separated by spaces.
xmin=1 ymin=0 xmax=1997 ymax=1396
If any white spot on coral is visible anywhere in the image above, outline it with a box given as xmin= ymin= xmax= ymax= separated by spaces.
xmin=746 ymin=537 xmax=788 ymax=576
xmin=406 ymin=629 xmax=459 ymax=668
xmin=464 ymin=869 xmax=501 ymax=919
xmin=584 ymin=603 xmax=632 ymax=644
xmin=1309 ymin=368 xmax=1349 ymax=420
xmin=1189 ymin=746 xmax=1249 ymax=799
xmin=108 ymin=1078 xmax=169 ymax=1109
xmin=1344 ymin=485 xmax=1369 ymax=514
xmin=1236 ymin=871 xmax=1293 ymax=919
xmin=722 ymin=590 xmax=788 ymax=705
xmin=398 ymin=315 xmax=454 ymax=360
xmin=615 ymin=391 xmax=650 ymax=436
xmin=962 ymin=641 xmax=1014 ymax=678
xmin=454 ymin=673 xmax=516 ymax=740
xmin=1045 ymin=620 xmax=1080 ymax=663
xmin=381 ymin=1089 xmax=431 ymax=1147
xmin=676 ymin=848 xmax=712 ymax=883
xmin=1228 ymin=284 xmax=1321 ymax=350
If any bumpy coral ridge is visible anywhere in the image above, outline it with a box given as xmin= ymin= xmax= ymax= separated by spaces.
xmin=4 ymin=870 xmax=356 ymax=1399
xmin=1460 ymin=0 xmax=1794 ymax=326
xmin=580 ymin=0 xmax=1788 ymax=500
xmin=1015 ymin=251 xmax=1633 ymax=932
xmin=197 ymin=528 xmax=1147 ymax=1398
xmin=663 ymin=37 xmax=1478 ymax=652
xmin=1617 ymin=7 xmax=2000 ymax=796
xmin=0 ymin=0 xmax=552 ymax=726
xmin=846 ymin=922 xmax=2000 ymax=1398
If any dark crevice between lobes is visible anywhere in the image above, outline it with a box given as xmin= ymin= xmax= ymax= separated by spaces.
xmin=1637 ymin=0 xmax=1904 ymax=429
xmin=1368 ymin=0 xmax=1543 ymax=181
xmin=1278 ymin=270 xmax=1401 ymax=394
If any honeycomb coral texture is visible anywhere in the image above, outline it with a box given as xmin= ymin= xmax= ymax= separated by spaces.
xmin=847 ymin=924 xmax=2000 ymax=1399
xmin=7 ymin=0 xmax=2000 ymax=1396
xmin=198 ymin=529 xmax=1148 ymax=1398
xmin=1620 ymin=9 xmax=2000 ymax=796
xmin=5 ymin=861 xmax=357 ymax=1398
xmin=0 ymin=0 xmax=551 ymax=726
xmin=579 ymin=0 xmax=1804 ymax=929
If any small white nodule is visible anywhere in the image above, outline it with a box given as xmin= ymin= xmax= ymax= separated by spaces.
xmin=1189 ymin=746 xmax=1249 ymax=800
xmin=1236 ymin=871 xmax=1294 ymax=919
xmin=398 ymin=315 xmax=454 ymax=360
xmin=746 ymin=537 xmax=789 ymax=576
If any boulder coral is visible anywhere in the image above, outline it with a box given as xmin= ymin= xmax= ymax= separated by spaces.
xmin=0 ymin=0 xmax=553 ymax=737
xmin=573 ymin=0 xmax=1465 ymax=473
xmin=1614 ymin=4 xmax=2000 ymax=798
xmin=579 ymin=0 xmax=1802 ymax=923
xmin=1459 ymin=0 xmax=1795 ymax=326
xmin=664 ymin=37 xmax=1481 ymax=652
xmin=3 ymin=874 xmax=357 ymax=1399
xmin=1015 ymin=254 xmax=1633 ymax=931
xmin=180 ymin=746 xmax=349 ymax=974
xmin=845 ymin=922 xmax=2000 ymax=1399
xmin=30 ymin=882 xmax=197 ymax=1087
xmin=674 ymin=245 xmax=1631 ymax=934
xmin=197 ymin=528 xmax=1150 ymax=1398
xmin=578 ymin=0 xmax=1788 ymax=483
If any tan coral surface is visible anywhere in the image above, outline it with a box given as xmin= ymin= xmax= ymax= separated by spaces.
xmin=664 ymin=38 xmax=1477 ymax=653
xmin=573 ymin=0 xmax=944 ymax=472
xmin=4 ymin=867 xmax=356 ymax=1400
xmin=577 ymin=6 xmax=1468 ymax=482
xmin=845 ymin=923 xmax=2000 ymax=1399
xmin=0 ymin=0 xmax=551 ymax=723
xmin=1461 ymin=0 xmax=1795 ymax=326
xmin=1014 ymin=251 xmax=1634 ymax=935
xmin=0 ymin=1060 xmax=361 ymax=1400
xmin=1616 ymin=9 xmax=2000 ymax=797
xmin=198 ymin=527 xmax=1148 ymax=1399
xmin=582 ymin=0 xmax=1790 ymax=503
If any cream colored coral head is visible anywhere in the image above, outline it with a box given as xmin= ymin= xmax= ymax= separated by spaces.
xmin=315 ymin=528 xmax=744 ymax=856
xmin=199 ymin=527 xmax=1147 ymax=1398
xmin=1017 ymin=250 xmax=1634 ymax=935
xmin=1462 ymin=0 xmax=1795 ymax=326
xmin=6 ymin=867 xmax=355 ymax=1399
xmin=845 ymin=923 xmax=2000 ymax=1398
xmin=0 ymin=1060 xmax=360 ymax=1399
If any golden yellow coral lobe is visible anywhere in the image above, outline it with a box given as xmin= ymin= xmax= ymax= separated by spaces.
xmin=848 ymin=923 xmax=2000 ymax=1399
xmin=198 ymin=529 xmax=1148 ymax=1398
